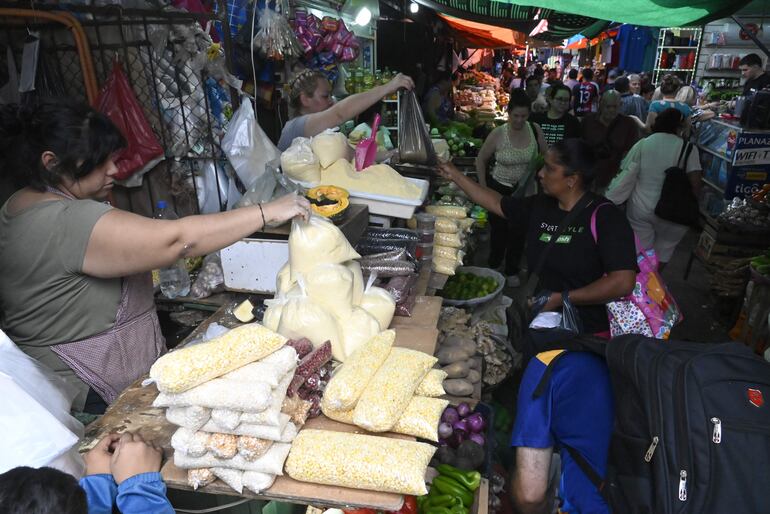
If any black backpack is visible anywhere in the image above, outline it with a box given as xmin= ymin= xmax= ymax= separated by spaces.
xmin=529 ymin=335 xmax=770 ymax=513
xmin=654 ymin=140 xmax=699 ymax=227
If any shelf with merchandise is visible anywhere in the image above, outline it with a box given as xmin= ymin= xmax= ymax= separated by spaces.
xmin=654 ymin=67 xmax=696 ymax=71
xmin=660 ymin=46 xmax=700 ymax=50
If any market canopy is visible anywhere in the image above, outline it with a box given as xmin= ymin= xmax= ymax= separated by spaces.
xmin=413 ymin=0 xmax=609 ymax=40
xmin=503 ymin=0 xmax=753 ymax=27
xmin=439 ymin=14 xmax=527 ymax=48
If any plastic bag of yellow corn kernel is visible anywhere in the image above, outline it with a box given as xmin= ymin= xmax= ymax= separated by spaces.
xmin=414 ymin=369 xmax=447 ymax=397
xmin=391 ymin=397 xmax=449 ymax=442
xmin=285 ymin=429 xmax=435 ymax=495
xmin=353 ymin=348 xmax=436 ymax=432
xmin=322 ymin=330 xmax=395 ymax=411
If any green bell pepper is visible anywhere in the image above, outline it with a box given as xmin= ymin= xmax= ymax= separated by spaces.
xmin=431 ymin=476 xmax=474 ymax=507
xmin=423 ymin=507 xmax=453 ymax=514
xmin=436 ymin=464 xmax=482 ymax=492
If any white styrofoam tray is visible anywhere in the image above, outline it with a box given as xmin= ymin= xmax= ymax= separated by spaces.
xmin=220 ymin=238 xmax=288 ymax=294
xmin=297 ymin=177 xmax=429 ymax=219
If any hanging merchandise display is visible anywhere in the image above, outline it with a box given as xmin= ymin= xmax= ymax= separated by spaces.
xmin=96 ymin=61 xmax=165 ymax=182
xmin=292 ymin=10 xmax=360 ymax=83
xmin=252 ymin=7 xmax=303 ymax=61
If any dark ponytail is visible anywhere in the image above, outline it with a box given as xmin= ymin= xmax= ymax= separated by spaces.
xmin=0 ymin=100 xmax=126 ymax=191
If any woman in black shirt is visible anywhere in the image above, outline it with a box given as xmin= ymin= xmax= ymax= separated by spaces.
xmin=437 ymin=139 xmax=637 ymax=335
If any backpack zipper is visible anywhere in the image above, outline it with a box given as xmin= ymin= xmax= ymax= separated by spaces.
xmin=711 ymin=417 xmax=770 ymax=442
xmin=644 ymin=436 xmax=659 ymax=462
xmin=711 ymin=417 xmax=721 ymax=444
xmin=678 ymin=470 xmax=688 ymax=501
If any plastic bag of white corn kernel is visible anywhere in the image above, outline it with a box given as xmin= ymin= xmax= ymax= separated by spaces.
xmin=285 ymin=429 xmax=435 ymax=495
xmin=220 ymin=350 xmax=296 ymax=388
xmin=171 ymin=427 xmax=211 ymax=458
xmin=288 ymin=215 xmax=360 ymax=281
xmin=202 ymin=414 xmax=291 ymax=440
xmin=210 ymin=409 xmax=242 ymax=431
xmin=174 ymin=441 xmax=292 ymax=475
xmin=432 ymin=257 xmax=458 ymax=276
xmin=212 ymin=467 xmax=243 ymax=493
xmin=211 ymin=370 xmax=294 ymax=431
xmin=243 ymin=471 xmax=276 ymax=494
xmin=166 ymin=406 xmax=211 ymax=430
xmin=353 ymin=348 xmax=436 ymax=432
xmin=322 ymin=330 xmax=394 ymax=411
xmin=153 ymin=378 xmax=272 ymax=412
xmin=391 ymin=397 xmax=449 ymax=442
xmin=414 ymin=369 xmax=447 ymax=397
xmin=188 ymin=468 xmax=216 ymax=490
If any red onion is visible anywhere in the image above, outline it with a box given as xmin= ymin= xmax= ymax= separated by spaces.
xmin=456 ymin=402 xmax=471 ymax=418
xmin=452 ymin=418 xmax=469 ymax=434
xmin=438 ymin=422 xmax=453 ymax=439
xmin=468 ymin=432 xmax=486 ymax=447
xmin=441 ymin=406 xmax=460 ymax=424
xmin=465 ymin=413 xmax=486 ymax=433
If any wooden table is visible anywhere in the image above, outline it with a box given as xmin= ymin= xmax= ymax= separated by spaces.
xmin=84 ymin=294 xmax=443 ymax=510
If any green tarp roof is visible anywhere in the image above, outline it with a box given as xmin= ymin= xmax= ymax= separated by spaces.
xmin=495 ymin=0 xmax=753 ymax=27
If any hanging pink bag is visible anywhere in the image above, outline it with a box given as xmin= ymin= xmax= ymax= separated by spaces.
xmin=592 ymin=204 xmax=683 ymax=339
xmin=96 ymin=61 xmax=164 ymax=181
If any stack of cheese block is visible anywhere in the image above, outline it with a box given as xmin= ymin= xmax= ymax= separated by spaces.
xmin=263 ymin=215 xmax=396 ymax=362
xmin=148 ymin=323 xmax=303 ymax=495
xmin=419 ymin=206 xmax=475 ymax=276
xmin=284 ymin=329 xmax=445 ymax=495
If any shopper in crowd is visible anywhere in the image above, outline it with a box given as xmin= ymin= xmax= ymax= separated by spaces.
xmin=606 ymin=108 xmax=702 ymax=269
xmin=0 ymin=101 xmax=312 ymax=414
xmin=525 ymin=75 xmax=549 ymax=113
xmin=278 ymin=69 xmax=414 ymax=151
xmin=739 ymin=53 xmax=770 ymax=95
xmin=474 ymin=89 xmax=547 ymax=286
xmin=422 ymin=71 xmax=457 ymax=127
xmin=439 ymin=138 xmax=636 ymax=334
xmin=628 ymin=73 xmax=642 ymax=95
xmin=511 ymin=350 xmax=614 ymax=514
xmin=500 ymin=65 xmax=515 ymax=92
xmin=640 ymin=82 xmax=656 ymax=103
xmin=615 ymin=76 xmax=649 ymax=121
xmin=511 ymin=67 xmax=527 ymax=90
xmin=546 ymin=68 xmax=559 ymax=85
xmin=529 ymin=83 xmax=581 ymax=146
xmin=645 ymin=74 xmax=691 ymax=132
xmin=572 ymin=68 xmax=600 ymax=117
xmin=0 ymin=432 xmax=173 ymax=513
xmin=602 ymin=68 xmax=618 ymax=93
xmin=563 ymin=68 xmax=579 ymax=91
xmin=581 ymin=90 xmax=641 ymax=189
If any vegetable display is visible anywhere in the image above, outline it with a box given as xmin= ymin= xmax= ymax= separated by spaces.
xmin=417 ymin=464 xmax=481 ymax=514
xmin=434 ymin=403 xmax=488 ymax=472
xmin=441 ymin=273 xmax=499 ymax=301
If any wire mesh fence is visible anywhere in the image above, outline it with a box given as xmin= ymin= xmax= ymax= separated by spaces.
xmin=0 ymin=4 xmax=240 ymax=217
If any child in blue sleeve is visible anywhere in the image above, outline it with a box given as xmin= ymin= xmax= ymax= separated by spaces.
xmin=0 ymin=432 xmax=174 ymax=514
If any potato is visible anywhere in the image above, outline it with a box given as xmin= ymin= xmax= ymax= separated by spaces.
xmin=437 ymin=347 xmax=474 ymax=365
xmin=466 ymin=358 xmax=478 ymax=370
xmin=467 ymin=369 xmax=481 ymax=384
xmin=442 ymin=361 xmax=470 ymax=379
xmin=443 ymin=335 xmax=476 ymax=356
xmin=443 ymin=379 xmax=474 ymax=396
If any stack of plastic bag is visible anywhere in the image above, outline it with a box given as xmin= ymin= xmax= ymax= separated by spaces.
xmin=266 ymin=215 xmax=395 ymax=361
xmin=148 ymin=323 xmax=304 ymax=494
xmin=420 ymin=206 xmax=475 ymax=276
xmin=0 ymin=330 xmax=85 ymax=478
xmin=320 ymin=330 xmax=449 ymax=442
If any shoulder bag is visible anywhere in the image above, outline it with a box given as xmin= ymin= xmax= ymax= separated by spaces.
xmin=654 ymin=140 xmax=699 ymax=226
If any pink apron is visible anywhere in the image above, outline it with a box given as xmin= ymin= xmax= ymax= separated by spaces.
xmin=51 ymin=271 xmax=166 ymax=404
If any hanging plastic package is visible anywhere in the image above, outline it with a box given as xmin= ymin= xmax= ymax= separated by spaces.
xmin=96 ymin=61 xmax=165 ymax=182
xmin=222 ymin=98 xmax=280 ymax=191
xmin=19 ymin=32 xmax=40 ymax=93
xmin=398 ymin=89 xmax=437 ymax=165
xmin=194 ymin=160 xmax=229 ymax=214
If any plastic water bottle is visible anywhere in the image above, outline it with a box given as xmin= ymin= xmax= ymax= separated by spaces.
xmin=154 ymin=201 xmax=191 ymax=299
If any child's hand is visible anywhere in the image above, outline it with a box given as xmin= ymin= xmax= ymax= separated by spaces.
xmin=110 ymin=432 xmax=163 ymax=484
xmin=84 ymin=434 xmax=121 ymax=476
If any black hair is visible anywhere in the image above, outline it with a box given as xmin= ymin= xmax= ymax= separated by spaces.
xmin=652 ymin=108 xmax=684 ymax=134
xmin=582 ymin=68 xmax=594 ymax=81
xmin=0 ymin=101 xmax=126 ymax=191
xmin=614 ymin=76 xmax=631 ymax=94
xmin=641 ymin=82 xmax=656 ymax=95
xmin=507 ymin=88 xmax=532 ymax=113
xmin=568 ymin=69 xmax=578 ymax=79
xmin=0 ymin=467 xmax=87 ymax=514
xmin=533 ymin=67 xmax=545 ymax=79
xmin=740 ymin=53 xmax=763 ymax=68
xmin=546 ymin=83 xmax=571 ymax=100
xmin=660 ymin=74 xmax=681 ymax=96
xmin=549 ymin=138 xmax=597 ymax=188
xmin=525 ymin=75 xmax=541 ymax=88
